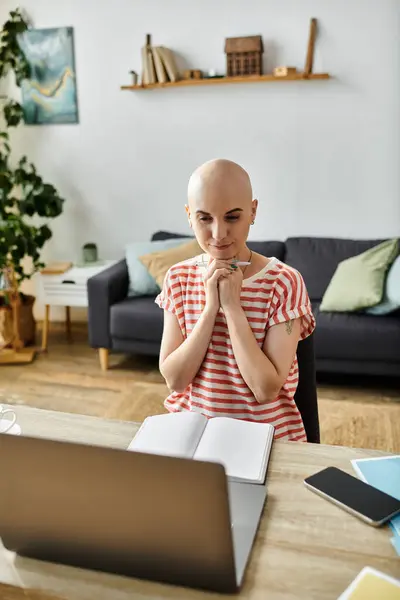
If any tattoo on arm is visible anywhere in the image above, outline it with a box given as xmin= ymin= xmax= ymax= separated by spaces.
xmin=285 ymin=320 xmax=293 ymax=335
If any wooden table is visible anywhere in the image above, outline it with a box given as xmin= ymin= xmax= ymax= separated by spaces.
xmin=0 ymin=405 xmax=398 ymax=600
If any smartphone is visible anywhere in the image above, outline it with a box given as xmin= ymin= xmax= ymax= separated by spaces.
xmin=304 ymin=466 xmax=400 ymax=527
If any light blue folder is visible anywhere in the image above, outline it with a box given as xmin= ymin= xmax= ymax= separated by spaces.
xmin=352 ymin=455 xmax=400 ymax=555
xmin=391 ymin=532 xmax=400 ymax=555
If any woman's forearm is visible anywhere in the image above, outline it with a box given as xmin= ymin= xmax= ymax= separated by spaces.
xmin=160 ymin=308 xmax=217 ymax=393
xmin=223 ymin=306 xmax=280 ymax=403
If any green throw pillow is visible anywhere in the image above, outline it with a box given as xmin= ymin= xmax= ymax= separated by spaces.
xmin=320 ymin=238 xmax=399 ymax=312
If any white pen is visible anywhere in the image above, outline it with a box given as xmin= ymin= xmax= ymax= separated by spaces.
xmin=195 ymin=261 xmax=251 ymax=266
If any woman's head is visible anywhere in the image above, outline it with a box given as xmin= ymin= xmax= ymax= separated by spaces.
xmin=186 ymin=159 xmax=257 ymax=260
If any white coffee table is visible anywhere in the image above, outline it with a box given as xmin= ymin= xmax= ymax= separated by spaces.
xmin=37 ymin=261 xmax=115 ymax=351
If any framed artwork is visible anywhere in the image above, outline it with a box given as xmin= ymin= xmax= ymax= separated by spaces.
xmin=17 ymin=27 xmax=79 ymax=125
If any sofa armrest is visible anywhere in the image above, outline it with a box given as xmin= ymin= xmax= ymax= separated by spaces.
xmin=87 ymin=259 xmax=129 ymax=349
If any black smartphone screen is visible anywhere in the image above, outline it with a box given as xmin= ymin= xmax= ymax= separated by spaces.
xmin=304 ymin=466 xmax=400 ymax=523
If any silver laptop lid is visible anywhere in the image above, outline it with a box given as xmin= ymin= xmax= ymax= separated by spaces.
xmin=0 ymin=433 xmax=238 ymax=593
xmin=228 ymin=481 xmax=267 ymax=586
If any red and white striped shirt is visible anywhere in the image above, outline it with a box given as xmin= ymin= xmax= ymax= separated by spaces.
xmin=155 ymin=255 xmax=316 ymax=442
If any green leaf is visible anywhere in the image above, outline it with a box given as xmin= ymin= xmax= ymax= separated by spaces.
xmin=0 ymin=8 xmax=65 ymax=283
xmin=4 ymin=100 xmax=24 ymax=127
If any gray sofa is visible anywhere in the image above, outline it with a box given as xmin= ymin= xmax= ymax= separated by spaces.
xmin=88 ymin=232 xmax=400 ymax=378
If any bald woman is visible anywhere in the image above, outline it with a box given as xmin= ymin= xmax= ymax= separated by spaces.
xmin=155 ymin=159 xmax=315 ymax=441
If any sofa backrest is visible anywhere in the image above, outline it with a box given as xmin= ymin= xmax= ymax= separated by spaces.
xmin=152 ymin=233 xmax=393 ymax=302
xmin=284 ymin=237 xmax=389 ymax=302
xmin=247 ymin=241 xmax=286 ymax=260
xmin=152 ymin=231 xmax=191 ymax=241
xmin=151 ymin=231 xmax=285 ymax=262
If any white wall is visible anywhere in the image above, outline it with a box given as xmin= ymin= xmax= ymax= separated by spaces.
xmin=1 ymin=0 xmax=399 ymax=319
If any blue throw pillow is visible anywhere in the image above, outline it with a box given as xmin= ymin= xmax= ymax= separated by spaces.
xmin=126 ymin=238 xmax=189 ymax=296
xmin=366 ymin=255 xmax=400 ymax=315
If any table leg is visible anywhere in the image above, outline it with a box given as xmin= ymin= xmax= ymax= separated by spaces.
xmin=41 ymin=304 xmax=50 ymax=352
xmin=99 ymin=348 xmax=109 ymax=371
xmin=65 ymin=306 xmax=72 ymax=342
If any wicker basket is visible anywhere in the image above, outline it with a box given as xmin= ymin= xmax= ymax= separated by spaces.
xmin=0 ymin=294 xmax=36 ymax=348
xmin=0 ymin=306 xmax=13 ymax=348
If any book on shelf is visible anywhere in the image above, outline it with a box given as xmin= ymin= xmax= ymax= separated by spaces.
xmin=141 ymin=44 xmax=156 ymax=85
xmin=127 ymin=412 xmax=274 ymax=485
xmin=155 ymin=46 xmax=179 ymax=82
xmin=152 ymin=46 xmax=169 ymax=83
xmin=140 ymin=42 xmax=179 ymax=85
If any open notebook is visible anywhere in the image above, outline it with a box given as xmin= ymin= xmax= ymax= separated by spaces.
xmin=127 ymin=412 xmax=274 ymax=485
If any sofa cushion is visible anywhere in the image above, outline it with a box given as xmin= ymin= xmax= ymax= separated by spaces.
xmin=152 ymin=231 xmax=192 ymax=242
xmin=285 ymin=237 xmax=389 ymax=301
xmin=319 ymin=238 xmax=399 ymax=312
xmin=126 ymin=238 xmax=190 ymax=296
xmin=247 ymin=241 xmax=285 ymax=260
xmin=110 ymin=296 xmax=162 ymax=343
xmin=151 ymin=231 xmax=285 ymax=261
xmin=366 ymin=255 xmax=400 ymax=315
xmin=312 ymin=301 xmax=400 ymax=363
xmin=139 ymin=238 xmax=203 ymax=288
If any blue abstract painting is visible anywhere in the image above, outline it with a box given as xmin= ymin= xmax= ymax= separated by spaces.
xmin=17 ymin=27 xmax=78 ymax=125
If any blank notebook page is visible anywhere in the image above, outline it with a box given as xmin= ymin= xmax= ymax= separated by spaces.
xmin=128 ymin=412 xmax=206 ymax=459
xmin=194 ymin=417 xmax=274 ymax=482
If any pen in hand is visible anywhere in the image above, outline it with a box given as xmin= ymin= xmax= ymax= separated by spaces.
xmin=195 ymin=261 xmax=251 ymax=267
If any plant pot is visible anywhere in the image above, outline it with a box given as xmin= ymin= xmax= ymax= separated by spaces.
xmin=0 ymin=294 xmax=36 ymax=348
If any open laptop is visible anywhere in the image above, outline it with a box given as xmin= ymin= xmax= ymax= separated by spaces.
xmin=0 ymin=433 xmax=267 ymax=594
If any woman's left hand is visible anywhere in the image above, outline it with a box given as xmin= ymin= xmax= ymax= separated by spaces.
xmin=218 ymin=264 xmax=243 ymax=310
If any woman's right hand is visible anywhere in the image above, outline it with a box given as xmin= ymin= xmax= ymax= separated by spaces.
xmin=203 ymin=259 xmax=232 ymax=314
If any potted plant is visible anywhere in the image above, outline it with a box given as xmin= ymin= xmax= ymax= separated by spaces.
xmin=0 ymin=8 xmax=64 ymax=348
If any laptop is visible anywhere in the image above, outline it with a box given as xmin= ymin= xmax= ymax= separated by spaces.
xmin=0 ymin=433 xmax=267 ymax=594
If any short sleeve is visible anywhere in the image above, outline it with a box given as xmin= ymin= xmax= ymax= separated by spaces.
xmin=155 ymin=267 xmax=187 ymax=338
xmin=268 ymin=267 xmax=316 ymax=340
xmin=155 ymin=268 xmax=179 ymax=315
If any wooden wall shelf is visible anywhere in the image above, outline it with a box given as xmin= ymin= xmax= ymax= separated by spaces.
xmin=121 ymin=72 xmax=331 ymax=91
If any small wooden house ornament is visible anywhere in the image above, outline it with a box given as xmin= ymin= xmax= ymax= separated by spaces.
xmin=224 ymin=35 xmax=263 ymax=77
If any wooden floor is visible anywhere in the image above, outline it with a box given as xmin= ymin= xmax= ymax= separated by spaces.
xmin=1 ymin=324 xmax=399 ymax=452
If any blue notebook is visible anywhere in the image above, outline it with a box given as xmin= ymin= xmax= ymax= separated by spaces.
xmin=352 ymin=455 xmax=400 ymax=555
xmin=391 ymin=532 xmax=400 ymax=555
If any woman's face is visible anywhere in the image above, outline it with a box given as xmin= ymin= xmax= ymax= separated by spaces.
xmin=186 ymin=187 xmax=257 ymax=261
